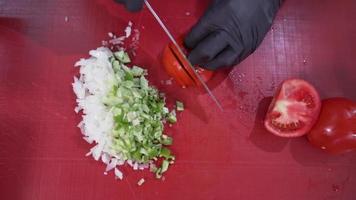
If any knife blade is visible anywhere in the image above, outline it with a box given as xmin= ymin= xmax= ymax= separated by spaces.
xmin=144 ymin=0 xmax=223 ymax=111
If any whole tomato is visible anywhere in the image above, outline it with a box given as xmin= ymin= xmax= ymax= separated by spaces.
xmin=308 ymin=98 xmax=356 ymax=154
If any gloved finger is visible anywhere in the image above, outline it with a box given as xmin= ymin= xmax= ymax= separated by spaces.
xmin=125 ymin=0 xmax=144 ymax=12
xmin=184 ymin=17 xmax=214 ymax=49
xmin=187 ymin=31 xmax=229 ymax=65
xmin=203 ymin=46 xmax=241 ymax=70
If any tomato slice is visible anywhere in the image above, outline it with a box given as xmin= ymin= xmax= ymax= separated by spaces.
xmin=264 ymin=79 xmax=321 ymax=137
xmin=162 ymin=44 xmax=195 ymax=87
xmin=161 ymin=37 xmax=213 ymax=87
xmin=307 ymin=98 xmax=356 ymax=154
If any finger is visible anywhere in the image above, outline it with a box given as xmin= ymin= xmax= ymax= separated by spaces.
xmin=187 ymin=31 xmax=229 ymax=66
xmin=126 ymin=0 xmax=144 ymax=12
xmin=184 ymin=15 xmax=214 ymax=49
xmin=203 ymin=46 xmax=241 ymax=70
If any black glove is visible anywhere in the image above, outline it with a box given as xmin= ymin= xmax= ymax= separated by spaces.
xmin=114 ymin=0 xmax=144 ymax=12
xmin=185 ymin=0 xmax=282 ymax=70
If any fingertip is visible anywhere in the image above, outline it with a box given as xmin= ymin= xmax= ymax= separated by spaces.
xmin=187 ymin=52 xmax=199 ymax=66
xmin=184 ymin=22 xmax=212 ymax=50
xmin=204 ymin=47 xmax=240 ymax=70
xmin=184 ymin=31 xmax=198 ymax=49
xmin=183 ymin=36 xmax=192 ymax=49
xmin=187 ymin=32 xmax=229 ymax=67
xmin=204 ymin=62 xmax=222 ymax=71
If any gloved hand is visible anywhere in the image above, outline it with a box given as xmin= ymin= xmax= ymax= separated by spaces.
xmin=114 ymin=0 xmax=144 ymax=12
xmin=185 ymin=0 xmax=282 ymax=70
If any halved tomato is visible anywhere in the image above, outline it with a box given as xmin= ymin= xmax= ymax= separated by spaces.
xmin=161 ymin=37 xmax=213 ymax=87
xmin=264 ymin=79 xmax=321 ymax=137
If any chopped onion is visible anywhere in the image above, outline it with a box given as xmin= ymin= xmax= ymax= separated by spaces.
xmin=137 ymin=178 xmax=145 ymax=186
xmin=114 ymin=168 xmax=123 ymax=180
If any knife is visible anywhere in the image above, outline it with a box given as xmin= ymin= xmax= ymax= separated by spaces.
xmin=144 ymin=0 xmax=223 ymax=111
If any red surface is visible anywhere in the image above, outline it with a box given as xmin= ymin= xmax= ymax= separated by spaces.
xmin=1 ymin=0 xmax=356 ymax=199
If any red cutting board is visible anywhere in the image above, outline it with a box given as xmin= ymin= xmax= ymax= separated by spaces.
xmin=1 ymin=0 xmax=356 ymax=199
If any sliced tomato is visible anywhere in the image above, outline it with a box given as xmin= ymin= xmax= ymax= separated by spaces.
xmin=162 ymin=44 xmax=195 ymax=87
xmin=161 ymin=37 xmax=213 ymax=87
xmin=264 ymin=79 xmax=321 ymax=137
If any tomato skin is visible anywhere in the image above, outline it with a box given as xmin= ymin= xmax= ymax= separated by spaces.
xmin=161 ymin=37 xmax=213 ymax=87
xmin=264 ymin=79 xmax=321 ymax=138
xmin=308 ymin=98 xmax=356 ymax=154
xmin=162 ymin=44 xmax=195 ymax=87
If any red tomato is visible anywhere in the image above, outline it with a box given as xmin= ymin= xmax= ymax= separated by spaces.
xmin=161 ymin=37 xmax=213 ymax=87
xmin=308 ymin=98 xmax=356 ymax=154
xmin=264 ymin=79 xmax=321 ymax=137
xmin=162 ymin=44 xmax=195 ymax=87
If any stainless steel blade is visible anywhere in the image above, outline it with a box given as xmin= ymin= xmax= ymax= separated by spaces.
xmin=144 ymin=0 xmax=223 ymax=111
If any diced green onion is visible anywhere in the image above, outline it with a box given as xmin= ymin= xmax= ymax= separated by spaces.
xmin=176 ymin=101 xmax=184 ymax=111
xmin=161 ymin=160 xmax=170 ymax=174
xmin=112 ymin=60 xmax=121 ymax=72
xmin=167 ymin=110 xmax=177 ymax=124
xmin=161 ymin=135 xmax=173 ymax=146
xmin=114 ymin=50 xmax=131 ymax=63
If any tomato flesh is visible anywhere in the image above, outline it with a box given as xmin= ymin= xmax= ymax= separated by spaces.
xmin=308 ymin=98 xmax=356 ymax=154
xmin=264 ymin=79 xmax=321 ymax=137
xmin=161 ymin=37 xmax=213 ymax=87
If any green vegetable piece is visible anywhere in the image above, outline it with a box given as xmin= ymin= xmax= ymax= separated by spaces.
xmin=150 ymin=164 xmax=158 ymax=173
xmin=159 ymin=147 xmax=174 ymax=160
xmin=112 ymin=60 xmax=121 ymax=72
xmin=126 ymin=111 xmax=137 ymax=122
xmin=161 ymin=135 xmax=173 ymax=146
xmin=147 ymin=147 xmax=159 ymax=158
xmin=133 ymin=130 xmax=144 ymax=142
xmin=122 ymin=80 xmax=134 ymax=88
xmin=124 ymin=72 xmax=134 ymax=81
xmin=139 ymin=147 xmax=148 ymax=155
xmin=131 ymin=66 xmax=145 ymax=77
xmin=161 ymin=160 xmax=170 ymax=174
xmin=162 ymin=107 xmax=169 ymax=115
xmin=140 ymin=76 xmax=148 ymax=89
xmin=155 ymin=168 xmax=162 ymax=179
xmin=167 ymin=110 xmax=177 ymax=124
xmin=153 ymin=131 xmax=162 ymax=139
xmin=102 ymin=94 xmax=121 ymax=106
xmin=132 ymin=151 xmax=142 ymax=161
xmin=176 ymin=101 xmax=184 ymax=111
xmin=109 ymin=56 xmax=116 ymax=63
xmin=114 ymin=50 xmax=131 ymax=63
xmin=142 ymin=104 xmax=150 ymax=113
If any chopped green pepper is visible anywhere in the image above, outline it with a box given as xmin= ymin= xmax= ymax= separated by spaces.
xmin=105 ymin=50 xmax=182 ymax=178
xmin=176 ymin=101 xmax=184 ymax=111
